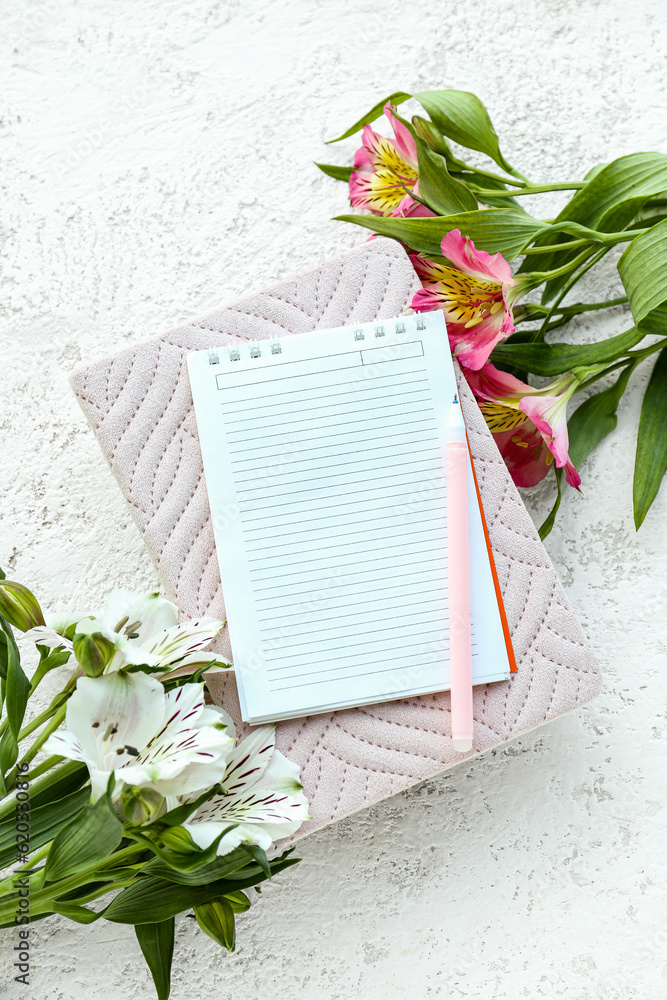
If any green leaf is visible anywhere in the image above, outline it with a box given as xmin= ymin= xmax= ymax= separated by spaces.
xmin=136 ymin=919 xmax=175 ymax=1000
xmin=523 ymin=153 xmax=667 ymax=298
xmin=26 ymin=761 xmax=89 ymax=811
xmin=490 ymin=326 xmax=646 ymax=377
xmin=457 ymin=171 xmax=521 ymax=211
xmin=583 ymin=163 xmax=607 ymax=183
xmin=2 ymin=623 xmax=30 ymax=740
xmin=129 ymin=824 xmax=237 ymax=874
xmin=567 ymin=363 xmax=636 ymax=470
xmin=155 ymin=783 xmax=226 ymax=828
xmin=142 ymin=846 xmax=256 ymax=886
xmin=618 ymin=218 xmax=667 ymax=335
xmin=412 ymin=115 xmax=456 ymax=160
xmin=44 ymin=784 xmax=123 ymax=882
xmin=222 ymin=853 xmax=300 ymax=886
xmin=0 ymin=728 xmax=18 ymax=783
xmin=51 ymin=900 xmax=103 ymax=924
xmin=414 ymin=90 xmax=514 ymax=173
xmin=633 ymin=346 xmax=667 ymax=528
xmin=0 ymin=629 xmax=8 ymax=682
xmin=334 ymin=208 xmax=548 ymax=261
xmin=315 ymin=162 xmax=353 ymax=182
xmin=0 ymin=786 xmax=89 ymax=870
xmin=326 ymin=92 xmax=412 ymax=143
xmin=415 ymin=136 xmax=477 ymax=216
xmin=105 ymin=876 xmax=239 ymax=924
xmin=223 ymin=890 xmax=251 ymax=913
xmin=195 ymin=897 xmax=236 ymax=951
xmin=242 ymin=843 xmax=271 ymax=880
xmin=105 ymin=856 xmax=300 ymax=924
xmin=0 ymin=912 xmax=51 ymax=931
xmin=571 ymin=153 xmax=667 ymax=231
xmin=538 ymin=469 xmax=564 ymax=540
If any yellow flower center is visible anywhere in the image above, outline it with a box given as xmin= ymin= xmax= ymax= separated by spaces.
xmin=362 ymin=136 xmax=418 ymax=214
xmin=367 ymin=168 xmax=418 ymax=214
xmin=479 ymin=401 xmax=528 ymax=433
xmin=432 ymin=268 xmax=504 ymax=328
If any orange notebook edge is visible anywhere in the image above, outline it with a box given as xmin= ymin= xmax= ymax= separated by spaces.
xmin=466 ymin=430 xmax=518 ymax=673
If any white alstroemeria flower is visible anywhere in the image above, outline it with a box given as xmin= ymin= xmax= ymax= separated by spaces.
xmin=25 ymin=612 xmax=84 ymax=652
xmin=43 ymin=672 xmax=234 ymax=802
xmin=30 ymin=588 xmax=229 ymax=675
xmin=178 ymin=726 xmax=310 ymax=855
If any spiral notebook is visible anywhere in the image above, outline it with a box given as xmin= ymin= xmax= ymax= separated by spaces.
xmin=187 ymin=309 xmax=515 ymax=725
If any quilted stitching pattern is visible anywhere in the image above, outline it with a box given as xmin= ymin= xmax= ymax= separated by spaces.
xmin=69 ymin=238 xmax=601 ymax=839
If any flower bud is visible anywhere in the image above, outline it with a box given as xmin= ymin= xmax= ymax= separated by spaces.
xmin=159 ymin=825 xmax=198 ymax=853
xmin=0 ymin=581 xmax=45 ymax=632
xmin=73 ymin=631 xmax=115 ymax=677
xmin=120 ymin=786 xmax=165 ymax=826
xmin=412 ymin=115 xmax=455 ymax=160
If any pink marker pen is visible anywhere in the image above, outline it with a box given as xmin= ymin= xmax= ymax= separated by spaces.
xmin=446 ymin=393 xmax=473 ymax=752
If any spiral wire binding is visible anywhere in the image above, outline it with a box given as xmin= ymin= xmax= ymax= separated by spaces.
xmin=220 ymin=315 xmax=425 ymax=363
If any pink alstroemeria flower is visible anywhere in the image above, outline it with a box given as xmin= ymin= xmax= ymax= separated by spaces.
xmin=465 ymin=363 xmax=583 ymax=489
xmin=349 ymin=103 xmax=419 ymax=216
xmin=411 ymin=230 xmax=529 ymax=370
xmin=366 ymin=189 xmax=435 ymax=242
xmin=391 ymin=190 xmax=435 ymax=219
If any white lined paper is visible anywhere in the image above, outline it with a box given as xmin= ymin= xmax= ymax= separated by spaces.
xmin=188 ymin=311 xmax=511 ymax=723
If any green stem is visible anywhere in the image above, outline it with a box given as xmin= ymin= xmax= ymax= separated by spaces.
xmin=17 ymin=674 xmax=76 ymax=742
xmin=626 ymin=337 xmax=667 ymax=361
xmin=453 ymin=155 xmax=533 ymax=186
xmin=527 ymin=247 xmax=601 ymax=288
xmin=574 ymin=358 xmax=638 ymax=393
xmin=559 ymin=295 xmax=628 ymax=315
xmin=26 ymin=754 xmax=64 ymax=781
xmin=28 ymin=657 xmax=59 ymax=696
xmin=12 ymin=843 xmax=51 ymax=877
xmin=0 ymin=844 xmax=147 ymax=922
xmin=522 ymin=228 xmax=645 ymax=256
xmin=572 ymin=337 xmax=667 ymax=394
xmin=522 ymin=238 xmax=591 ymax=254
xmin=56 ymin=877 xmax=141 ymax=907
xmin=506 ymin=164 xmax=531 ymax=184
xmin=0 ymin=843 xmax=52 ymax=897
xmin=540 ymin=317 xmax=571 ymax=336
xmin=516 ymin=296 xmax=629 ymax=323
xmin=0 ymin=759 xmax=83 ymax=823
xmin=454 ymin=164 xmax=527 ymax=188
xmin=7 ymin=706 xmax=67 ymax=789
xmin=17 ymin=703 xmax=62 ymax=742
xmin=528 ymin=246 xmax=612 ymax=342
xmin=470 ymin=182 xmax=586 ymax=197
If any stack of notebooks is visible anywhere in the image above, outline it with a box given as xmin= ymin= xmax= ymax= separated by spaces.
xmin=70 ymin=237 xmax=601 ymax=839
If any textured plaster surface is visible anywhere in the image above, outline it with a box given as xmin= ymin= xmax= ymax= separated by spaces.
xmin=1 ymin=1 xmax=666 ymax=997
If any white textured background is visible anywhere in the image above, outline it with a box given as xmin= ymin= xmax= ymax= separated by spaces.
xmin=1 ymin=1 xmax=667 ymax=997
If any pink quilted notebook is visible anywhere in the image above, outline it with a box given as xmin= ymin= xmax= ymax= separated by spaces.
xmin=70 ymin=237 xmax=601 ymax=839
